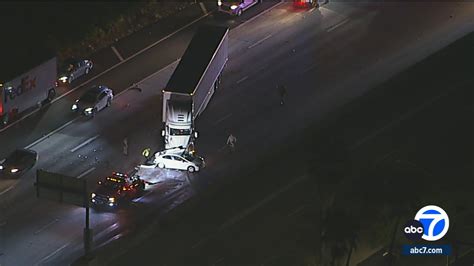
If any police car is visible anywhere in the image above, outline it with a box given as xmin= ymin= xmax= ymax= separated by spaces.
xmin=91 ymin=172 xmax=145 ymax=207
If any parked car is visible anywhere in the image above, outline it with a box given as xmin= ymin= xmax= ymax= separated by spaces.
xmin=0 ymin=149 xmax=38 ymax=178
xmin=58 ymin=59 xmax=93 ymax=85
xmin=153 ymin=150 xmax=204 ymax=173
xmin=72 ymin=85 xmax=113 ymax=117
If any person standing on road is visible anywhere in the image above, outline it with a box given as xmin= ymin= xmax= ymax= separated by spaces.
xmin=142 ymin=147 xmax=151 ymax=159
xmin=278 ymin=84 xmax=287 ymax=106
xmin=123 ymin=137 xmax=129 ymax=156
xmin=226 ymin=133 xmax=237 ymax=153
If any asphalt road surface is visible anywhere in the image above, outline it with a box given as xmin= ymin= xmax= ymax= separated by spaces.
xmin=0 ymin=1 xmax=473 ymax=265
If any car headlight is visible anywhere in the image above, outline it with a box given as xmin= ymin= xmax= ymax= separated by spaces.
xmin=71 ymin=104 xmax=78 ymax=111
xmin=230 ymin=5 xmax=238 ymax=10
xmin=0 ymin=165 xmax=3 ymax=170
xmin=84 ymin=107 xmax=93 ymax=113
xmin=217 ymin=0 xmax=222 ymax=6
xmin=91 ymin=193 xmax=96 ymax=198
xmin=10 ymin=168 xmax=19 ymax=173
xmin=59 ymin=76 xmax=68 ymax=83
xmin=108 ymin=197 xmax=115 ymax=203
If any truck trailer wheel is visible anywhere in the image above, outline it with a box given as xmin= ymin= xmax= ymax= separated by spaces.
xmin=47 ymin=89 xmax=56 ymax=102
xmin=1 ymin=114 xmax=8 ymax=126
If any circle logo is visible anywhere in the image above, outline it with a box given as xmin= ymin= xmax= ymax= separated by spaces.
xmin=403 ymin=219 xmax=424 ymax=240
xmin=414 ymin=205 xmax=449 ymax=241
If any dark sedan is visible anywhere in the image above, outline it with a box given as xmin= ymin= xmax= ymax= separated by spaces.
xmin=0 ymin=149 xmax=38 ymax=178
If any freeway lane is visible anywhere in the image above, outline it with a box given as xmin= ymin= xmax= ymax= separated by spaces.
xmin=0 ymin=1 xmax=474 ymax=265
xmin=0 ymin=0 xmax=278 ymax=159
xmin=92 ymin=2 xmax=474 ymax=265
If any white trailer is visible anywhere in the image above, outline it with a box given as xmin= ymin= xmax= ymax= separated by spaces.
xmin=162 ymin=25 xmax=229 ymax=151
xmin=0 ymin=57 xmax=57 ymax=125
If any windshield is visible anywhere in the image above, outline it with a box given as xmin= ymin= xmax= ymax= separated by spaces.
xmin=102 ymin=180 xmax=123 ymax=189
xmin=79 ymin=91 xmax=97 ymax=103
xmin=183 ymin=154 xmax=196 ymax=162
xmin=170 ymin=128 xmax=191 ymax=136
xmin=5 ymin=150 xmax=30 ymax=164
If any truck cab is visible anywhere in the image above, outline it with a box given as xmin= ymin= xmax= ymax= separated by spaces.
xmin=161 ymin=98 xmax=197 ymax=150
xmin=218 ymin=0 xmax=262 ymax=16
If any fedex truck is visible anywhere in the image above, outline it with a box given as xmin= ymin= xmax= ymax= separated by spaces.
xmin=0 ymin=57 xmax=57 ymax=125
xmin=161 ymin=25 xmax=229 ymax=151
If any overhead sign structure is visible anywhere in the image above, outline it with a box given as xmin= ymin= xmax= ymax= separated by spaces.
xmin=35 ymin=169 xmax=87 ymax=207
xmin=35 ymin=169 xmax=93 ymax=256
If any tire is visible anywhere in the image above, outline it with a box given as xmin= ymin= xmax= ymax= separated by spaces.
xmin=47 ymin=89 xmax=56 ymax=102
xmin=68 ymin=74 xmax=74 ymax=84
xmin=85 ymin=67 xmax=90 ymax=75
xmin=106 ymin=98 xmax=112 ymax=107
xmin=158 ymin=162 xmax=165 ymax=169
xmin=187 ymin=166 xmax=195 ymax=173
xmin=1 ymin=114 xmax=9 ymax=126
xmin=91 ymin=108 xmax=97 ymax=118
xmin=237 ymin=9 xmax=242 ymax=16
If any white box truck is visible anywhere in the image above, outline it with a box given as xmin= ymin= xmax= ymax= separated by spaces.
xmin=0 ymin=57 xmax=58 ymax=125
xmin=162 ymin=25 xmax=229 ymax=151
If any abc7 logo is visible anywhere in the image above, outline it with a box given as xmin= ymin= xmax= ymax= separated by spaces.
xmin=403 ymin=220 xmax=424 ymax=241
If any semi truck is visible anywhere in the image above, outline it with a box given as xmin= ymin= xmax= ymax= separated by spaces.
xmin=161 ymin=25 xmax=229 ymax=151
xmin=0 ymin=57 xmax=58 ymax=125
xmin=217 ymin=0 xmax=262 ymax=16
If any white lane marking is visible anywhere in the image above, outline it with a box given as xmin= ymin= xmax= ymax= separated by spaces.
xmin=35 ymin=243 xmax=69 ymax=266
xmin=214 ymin=257 xmax=225 ymax=264
xmin=199 ymin=2 xmax=208 ymax=14
xmin=133 ymin=191 xmax=152 ymax=202
xmin=218 ymin=175 xmax=307 ymax=231
xmin=116 ymin=58 xmax=180 ymax=97
xmin=95 ymin=222 xmax=120 ymax=240
xmin=70 ymin=135 xmax=100 ymax=153
xmin=349 ymin=90 xmax=449 ymax=151
xmin=192 ymin=177 xmax=307 ymax=249
xmin=213 ymin=113 xmax=233 ymax=125
xmin=326 ymin=18 xmax=349 ymax=32
xmin=0 ymin=184 xmax=16 ymax=197
xmin=24 ymin=119 xmax=78 ymax=149
xmin=0 ymin=12 xmax=211 ymax=133
xmin=233 ymin=1 xmax=285 ymax=31
xmin=287 ymin=205 xmax=306 ymax=217
xmin=236 ymin=76 xmax=248 ymax=84
xmin=77 ymin=167 xmax=96 ymax=179
xmin=34 ymin=219 xmax=59 ymax=235
xmin=248 ymin=34 xmax=273 ymax=49
xmin=192 ymin=236 xmax=210 ymax=249
xmin=111 ymin=46 xmax=125 ymax=62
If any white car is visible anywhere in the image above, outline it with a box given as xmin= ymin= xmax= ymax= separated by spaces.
xmin=72 ymin=85 xmax=113 ymax=117
xmin=153 ymin=151 xmax=204 ymax=173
